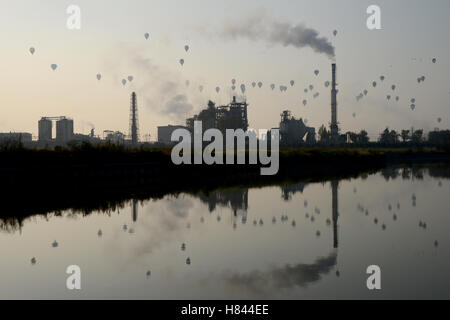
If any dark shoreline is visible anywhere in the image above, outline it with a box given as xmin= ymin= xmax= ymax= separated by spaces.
xmin=1 ymin=147 xmax=449 ymax=227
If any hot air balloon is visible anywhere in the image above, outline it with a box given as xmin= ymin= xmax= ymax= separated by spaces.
xmin=240 ymin=84 xmax=246 ymax=94
xmin=231 ymin=85 xmax=236 ymax=91
xmin=391 ymin=85 xmax=396 ymax=91
xmin=421 ymin=76 xmax=425 ymax=82
xmin=199 ymin=85 xmax=203 ymax=92
xmin=258 ymin=82 xmax=262 ymax=88
xmin=363 ymin=89 xmax=368 ymax=95
xmin=302 ymin=99 xmax=307 ymax=106
xmin=231 ymin=79 xmax=236 ymax=85
xmin=128 ymin=76 xmax=134 ymax=82
xmin=144 ymin=33 xmax=149 ymax=40
xmin=270 ymin=84 xmax=275 ymax=90
xmin=410 ymin=104 xmax=415 ymax=110
xmin=184 ymin=45 xmax=189 ymax=52
xmin=372 ymin=81 xmax=377 ymax=87
xmin=309 ymin=85 xmax=314 ymax=90
xmin=179 ymin=59 xmax=184 ymax=66
xmin=96 ymin=74 xmax=101 ymax=81
xmin=432 ymin=58 xmax=437 ymax=63
xmin=252 ymin=82 xmax=256 ymax=88
xmin=352 ymin=112 xmax=356 ymax=118
xmin=51 ymin=64 xmax=58 ymax=71
xmin=29 ymin=47 xmax=35 ymax=55
xmin=387 ymin=95 xmax=391 ymax=100
xmin=216 ymin=86 xmax=220 ymax=93
xmin=437 ymin=117 xmax=442 ymax=123
xmin=417 ymin=77 xmax=421 ymax=83
xmin=333 ymin=30 xmax=338 ymax=36
xmin=380 ymin=76 xmax=385 ymax=81
xmin=314 ymin=70 xmax=319 ymax=76
xmin=122 ymin=79 xmax=127 ymax=86
xmin=279 ymin=85 xmax=283 ymax=92
xmin=411 ymin=98 xmax=415 ymax=103
xmin=290 ymin=80 xmax=295 ymax=87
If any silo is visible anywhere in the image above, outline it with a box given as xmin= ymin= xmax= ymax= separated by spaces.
xmin=56 ymin=117 xmax=74 ymax=142
xmin=38 ymin=117 xmax=52 ymax=141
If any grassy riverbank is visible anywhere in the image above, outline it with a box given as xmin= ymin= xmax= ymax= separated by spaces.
xmin=0 ymin=146 xmax=449 ymax=225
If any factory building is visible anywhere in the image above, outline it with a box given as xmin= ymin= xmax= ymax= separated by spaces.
xmin=277 ymin=110 xmax=316 ymax=146
xmin=56 ymin=117 xmax=74 ymax=142
xmin=103 ymin=130 xmax=125 ymax=145
xmin=186 ymin=97 xmax=249 ymax=135
xmin=157 ymin=125 xmax=186 ymax=145
xmin=0 ymin=132 xmax=32 ymax=143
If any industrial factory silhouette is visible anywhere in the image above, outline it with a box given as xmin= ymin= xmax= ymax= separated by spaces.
xmin=2 ymin=63 xmax=448 ymax=150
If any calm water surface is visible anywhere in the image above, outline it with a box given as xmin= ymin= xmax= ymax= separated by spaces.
xmin=1 ymin=166 xmax=449 ymax=299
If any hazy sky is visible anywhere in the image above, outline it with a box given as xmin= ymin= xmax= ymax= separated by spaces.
xmin=1 ymin=0 xmax=449 ymax=140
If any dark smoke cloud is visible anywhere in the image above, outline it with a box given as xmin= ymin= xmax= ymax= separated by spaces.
xmin=215 ymin=9 xmax=335 ymax=59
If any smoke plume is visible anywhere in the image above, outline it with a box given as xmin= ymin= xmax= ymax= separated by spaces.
xmin=216 ymin=9 xmax=335 ymax=59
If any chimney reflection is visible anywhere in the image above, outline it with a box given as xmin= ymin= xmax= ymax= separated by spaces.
xmin=331 ymin=181 xmax=339 ymax=248
xmin=132 ymin=199 xmax=138 ymax=222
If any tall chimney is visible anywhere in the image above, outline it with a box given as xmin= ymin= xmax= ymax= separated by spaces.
xmin=130 ymin=92 xmax=139 ymax=144
xmin=330 ymin=63 xmax=338 ymax=140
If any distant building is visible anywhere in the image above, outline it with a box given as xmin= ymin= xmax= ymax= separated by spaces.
xmin=278 ymin=110 xmax=316 ymax=146
xmin=186 ymin=97 xmax=249 ymax=135
xmin=104 ymin=130 xmax=125 ymax=145
xmin=38 ymin=117 xmax=52 ymax=141
xmin=56 ymin=118 xmax=74 ymax=142
xmin=0 ymin=132 xmax=32 ymax=143
xmin=158 ymin=125 xmax=186 ymax=144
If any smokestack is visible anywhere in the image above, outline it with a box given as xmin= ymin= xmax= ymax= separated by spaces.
xmin=330 ymin=63 xmax=338 ymax=140
xmin=130 ymin=92 xmax=139 ymax=144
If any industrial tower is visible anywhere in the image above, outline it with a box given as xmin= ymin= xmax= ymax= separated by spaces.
xmin=129 ymin=92 xmax=140 ymax=144
xmin=330 ymin=63 xmax=339 ymax=141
